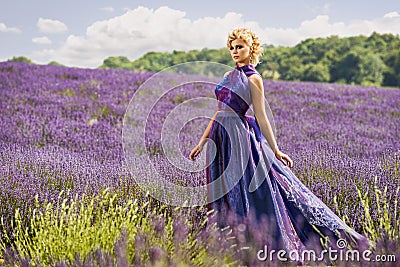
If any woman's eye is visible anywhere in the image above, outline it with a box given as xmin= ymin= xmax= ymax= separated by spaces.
xmin=230 ymin=45 xmax=243 ymax=50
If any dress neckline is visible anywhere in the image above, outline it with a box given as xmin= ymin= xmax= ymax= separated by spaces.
xmin=236 ymin=64 xmax=258 ymax=77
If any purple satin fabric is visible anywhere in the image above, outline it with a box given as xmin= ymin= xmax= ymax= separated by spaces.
xmin=215 ymin=64 xmax=263 ymax=142
xmin=206 ymin=64 xmax=369 ymax=258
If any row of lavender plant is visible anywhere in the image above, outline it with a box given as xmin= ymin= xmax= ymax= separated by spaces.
xmin=1 ymin=62 xmax=149 ymax=237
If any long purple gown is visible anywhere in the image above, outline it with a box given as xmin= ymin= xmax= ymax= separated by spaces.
xmin=205 ymin=64 xmax=368 ymax=256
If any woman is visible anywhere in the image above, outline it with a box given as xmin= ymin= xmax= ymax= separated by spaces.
xmin=189 ymin=28 xmax=368 ymax=257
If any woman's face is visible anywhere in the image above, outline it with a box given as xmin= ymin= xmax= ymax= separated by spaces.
xmin=229 ymin=38 xmax=251 ymax=66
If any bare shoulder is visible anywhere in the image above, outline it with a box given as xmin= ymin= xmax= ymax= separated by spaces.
xmin=248 ymin=74 xmax=263 ymax=83
xmin=248 ymin=74 xmax=264 ymax=91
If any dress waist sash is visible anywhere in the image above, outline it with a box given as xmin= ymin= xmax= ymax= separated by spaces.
xmin=216 ymin=110 xmax=263 ymax=142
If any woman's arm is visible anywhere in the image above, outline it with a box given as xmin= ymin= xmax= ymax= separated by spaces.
xmin=248 ymin=75 xmax=293 ymax=168
xmin=190 ymin=72 xmax=231 ymax=161
xmin=189 ymin=111 xmax=218 ymax=161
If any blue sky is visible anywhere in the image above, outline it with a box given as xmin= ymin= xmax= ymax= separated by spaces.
xmin=1 ymin=0 xmax=399 ymax=68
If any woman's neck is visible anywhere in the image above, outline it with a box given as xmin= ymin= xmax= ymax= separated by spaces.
xmin=236 ymin=58 xmax=251 ymax=67
xmin=237 ymin=62 xmax=252 ymax=68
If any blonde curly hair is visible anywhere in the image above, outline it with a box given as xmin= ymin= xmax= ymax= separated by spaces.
xmin=227 ymin=28 xmax=263 ymax=66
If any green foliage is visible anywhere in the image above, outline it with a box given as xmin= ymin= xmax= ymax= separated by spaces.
xmin=3 ymin=179 xmax=400 ymax=265
xmin=8 ymin=56 xmax=33 ymax=63
xmin=357 ymin=178 xmax=400 ymax=242
xmin=357 ymin=53 xmax=386 ymax=86
xmin=99 ymin=48 xmax=234 ymax=75
xmin=0 ymin=190 xmax=236 ymax=266
xmin=48 ymin=61 xmax=63 ymax=66
xmin=57 ymin=88 xmax=76 ymax=97
xmin=101 ymin=56 xmax=132 ymax=70
xmin=383 ymin=49 xmax=400 ymax=86
xmin=303 ymin=62 xmax=331 ymax=82
xmin=278 ymin=55 xmax=305 ymax=81
xmin=100 ymin=32 xmax=400 ymax=87
xmin=3 ymin=191 xmax=145 ymax=265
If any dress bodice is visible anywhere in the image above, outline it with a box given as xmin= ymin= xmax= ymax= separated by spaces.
xmin=215 ymin=64 xmax=259 ymax=116
xmin=214 ymin=64 xmax=263 ymax=141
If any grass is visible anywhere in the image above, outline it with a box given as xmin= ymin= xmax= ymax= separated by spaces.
xmin=0 ymin=190 xmax=239 ymax=266
xmin=1 ymin=179 xmax=400 ymax=266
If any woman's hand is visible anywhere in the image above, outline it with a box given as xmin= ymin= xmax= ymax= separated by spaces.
xmin=274 ymin=149 xmax=293 ymax=168
xmin=189 ymin=143 xmax=204 ymax=161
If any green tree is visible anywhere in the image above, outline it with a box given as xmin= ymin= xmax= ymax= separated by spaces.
xmin=366 ymin=32 xmax=388 ymax=52
xmin=101 ymin=56 xmax=131 ymax=69
xmin=96 ymin=33 xmax=400 ymax=87
xmin=48 ymin=61 xmax=63 ymax=66
xmin=279 ymin=55 xmax=304 ymax=81
xmin=8 ymin=56 xmax=32 ymax=63
xmin=262 ymin=61 xmax=280 ymax=80
xmin=383 ymin=51 xmax=400 ymax=86
xmin=332 ymin=50 xmax=361 ymax=84
xmin=130 ymin=52 xmax=173 ymax=72
xmin=303 ymin=62 xmax=330 ymax=82
xmin=356 ymin=53 xmax=386 ymax=86
xmin=333 ymin=50 xmax=386 ymax=86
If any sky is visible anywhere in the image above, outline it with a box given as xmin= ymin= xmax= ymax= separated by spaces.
xmin=1 ymin=0 xmax=399 ymax=68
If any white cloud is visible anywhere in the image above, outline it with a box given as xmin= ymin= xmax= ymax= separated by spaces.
xmin=101 ymin=6 xmax=114 ymax=12
xmin=32 ymin=7 xmax=400 ymax=68
xmin=263 ymin=12 xmax=400 ymax=46
xmin=0 ymin=22 xmax=21 ymax=33
xmin=384 ymin=11 xmax=400 ymax=18
xmin=37 ymin=18 xmax=68 ymax=33
xmin=34 ymin=6 xmax=246 ymax=67
xmin=32 ymin=36 xmax=52 ymax=45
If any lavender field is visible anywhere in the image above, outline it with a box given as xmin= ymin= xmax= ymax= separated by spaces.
xmin=0 ymin=61 xmax=399 ymax=266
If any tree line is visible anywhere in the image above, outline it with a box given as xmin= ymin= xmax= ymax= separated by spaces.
xmin=100 ymin=32 xmax=400 ymax=87
xmin=8 ymin=32 xmax=400 ymax=87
